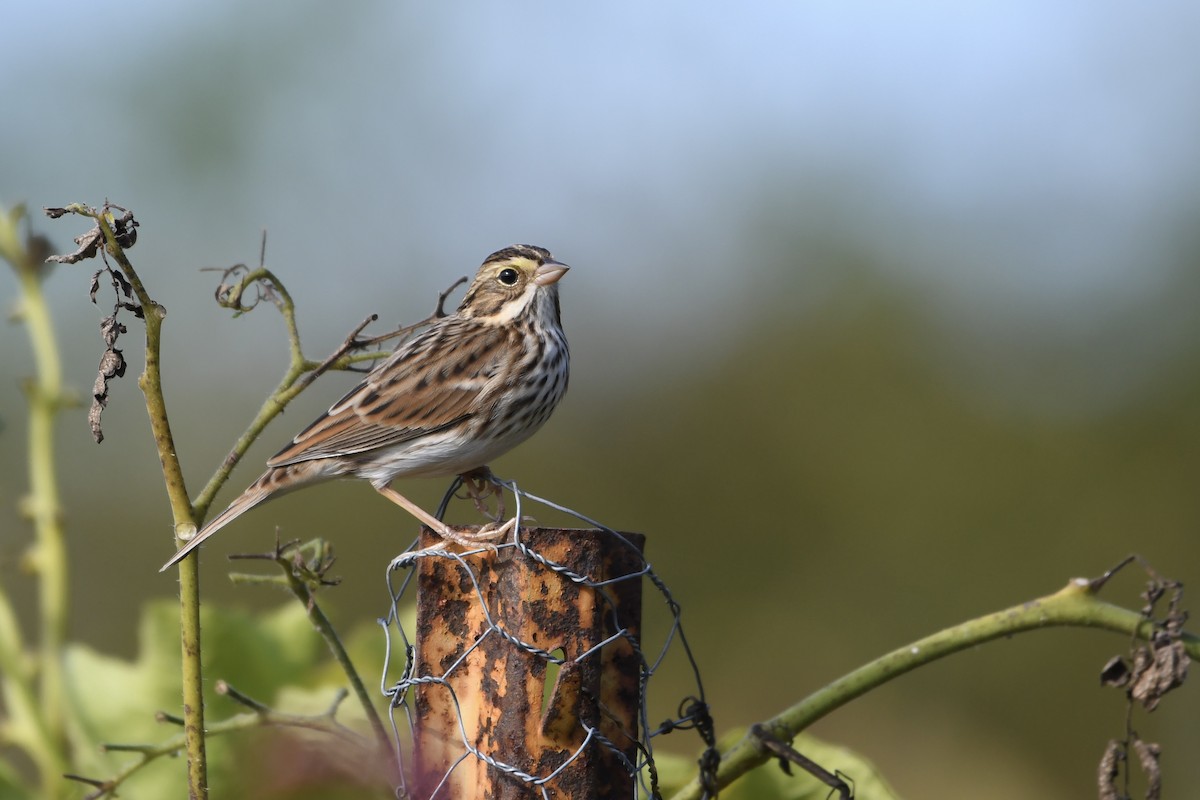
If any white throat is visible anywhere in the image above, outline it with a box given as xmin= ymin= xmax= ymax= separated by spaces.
xmin=488 ymin=285 xmax=540 ymax=324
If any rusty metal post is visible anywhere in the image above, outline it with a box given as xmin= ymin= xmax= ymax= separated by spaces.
xmin=413 ymin=527 xmax=644 ymax=799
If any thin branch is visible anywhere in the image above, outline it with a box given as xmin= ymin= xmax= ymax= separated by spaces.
xmin=228 ymin=539 xmax=392 ymax=758
xmin=66 ymin=684 xmax=370 ymax=800
xmin=292 ymin=314 xmax=381 ymax=387
xmin=750 ymin=724 xmax=852 ymax=800
xmin=189 ymin=270 xmax=466 ymax=524
xmin=45 ymin=202 xmax=209 ymax=799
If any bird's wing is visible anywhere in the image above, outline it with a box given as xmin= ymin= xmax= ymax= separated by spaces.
xmin=267 ymin=320 xmax=512 ymax=467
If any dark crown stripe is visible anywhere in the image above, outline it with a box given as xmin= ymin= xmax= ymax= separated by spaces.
xmin=482 ymin=244 xmax=552 ymax=266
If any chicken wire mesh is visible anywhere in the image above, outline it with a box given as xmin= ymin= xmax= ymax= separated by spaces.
xmin=379 ymin=476 xmax=718 ymax=799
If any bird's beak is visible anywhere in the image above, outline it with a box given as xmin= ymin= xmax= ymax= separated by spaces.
xmin=534 ymin=260 xmax=569 ymax=286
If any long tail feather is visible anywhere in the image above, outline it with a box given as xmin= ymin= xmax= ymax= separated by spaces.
xmin=159 ymin=463 xmax=324 ymax=572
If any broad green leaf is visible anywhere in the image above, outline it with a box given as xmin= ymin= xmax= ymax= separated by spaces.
xmin=60 ymin=599 xmax=383 ymax=798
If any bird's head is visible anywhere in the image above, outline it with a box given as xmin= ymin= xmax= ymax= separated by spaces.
xmin=459 ymin=244 xmax=568 ymax=323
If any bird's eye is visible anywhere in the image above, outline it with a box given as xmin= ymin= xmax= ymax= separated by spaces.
xmin=498 ymin=268 xmax=519 ymax=285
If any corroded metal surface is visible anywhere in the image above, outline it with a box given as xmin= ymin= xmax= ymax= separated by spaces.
xmin=413 ymin=527 xmax=644 ymax=799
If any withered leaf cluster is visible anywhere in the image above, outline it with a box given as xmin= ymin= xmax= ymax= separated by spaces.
xmin=89 ymin=315 xmax=127 ymax=443
xmin=1100 ymin=632 xmax=1190 ymax=712
xmin=88 ymin=276 xmax=144 ymax=443
xmin=1096 ymin=576 xmax=1189 ymax=800
xmin=1099 ymin=737 xmax=1161 ymax=800
xmin=1100 ymin=580 xmax=1190 ymax=710
xmin=44 ymin=206 xmax=138 ymax=264
xmin=44 ymin=204 xmax=142 ymax=443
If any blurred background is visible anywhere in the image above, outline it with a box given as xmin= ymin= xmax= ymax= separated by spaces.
xmin=3 ymin=2 xmax=1200 ymax=797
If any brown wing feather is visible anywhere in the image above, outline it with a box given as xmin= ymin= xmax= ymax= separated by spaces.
xmin=268 ymin=320 xmax=511 ymax=467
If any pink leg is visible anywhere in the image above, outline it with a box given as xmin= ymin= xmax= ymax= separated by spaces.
xmin=375 ymin=484 xmax=513 ymax=548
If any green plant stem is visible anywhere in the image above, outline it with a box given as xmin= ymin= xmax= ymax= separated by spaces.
xmin=0 ymin=555 xmax=63 ymax=795
xmin=669 ymin=579 xmax=1200 ymax=800
xmin=95 ymin=226 xmax=392 ymax=798
xmin=0 ymin=206 xmax=71 ymax=798
xmin=92 ymin=212 xmax=209 ymax=799
xmin=267 ymin=566 xmax=388 ymax=748
xmin=190 ymin=273 xmax=383 ymax=523
xmin=19 ymin=228 xmax=69 ymax=752
xmin=175 ymin=558 xmax=207 ymax=798
xmin=189 ymin=268 xmax=306 ymax=522
xmin=191 ymin=268 xmax=447 ymax=524
xmin=99 ymin=229 xmax=392 ymax=796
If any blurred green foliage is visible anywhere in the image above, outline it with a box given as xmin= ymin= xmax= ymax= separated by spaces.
xmin=5 ymin=224 xmax=1198 ymax=798
xmin=61 ymin=601 xmax=389 ymax=798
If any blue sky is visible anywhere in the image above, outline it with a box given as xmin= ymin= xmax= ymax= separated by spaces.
xmin=4 ymin=1 xmax=1199 ymax=410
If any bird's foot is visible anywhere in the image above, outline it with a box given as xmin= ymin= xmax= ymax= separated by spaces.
xmin=457 ymin=467 xmax=506 ymax=522
xmin=433 ymin=517 xmax=515 ymax=553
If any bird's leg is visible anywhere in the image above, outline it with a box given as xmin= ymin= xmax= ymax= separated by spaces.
xmin=375 ymin=484 xmax=455 ymax=535
xmin=375 ymin=483 xmax=509 ymax=549
xmin=457 ymin=466 xmax=506 ymax=522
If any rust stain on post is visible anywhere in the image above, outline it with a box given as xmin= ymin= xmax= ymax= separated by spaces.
xmin=413 ymin=527 xmax=644 ymax=799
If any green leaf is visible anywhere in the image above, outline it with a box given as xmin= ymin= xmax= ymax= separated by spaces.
xmin=0 ymin=757 xmax=33 ymax=800
xmin=728 ymin=733 xmax=901 ymax=800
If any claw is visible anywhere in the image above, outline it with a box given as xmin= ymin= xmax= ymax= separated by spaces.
xmin=457 ymin=467 xmax=506 ymax=522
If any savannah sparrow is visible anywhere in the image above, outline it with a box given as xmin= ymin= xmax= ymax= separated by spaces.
xmin=160 ymin=244 xmax=569 ymax=571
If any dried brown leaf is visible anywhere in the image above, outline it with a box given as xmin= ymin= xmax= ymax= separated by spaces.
xmin=1130 ymin=638 xmax=1189 ymax=711
xmin=47 ymin=223 xmax=103 ymax=264
xmin=1132 ymin=737 xmax=1161 ymax=800
xmin=1100 ymin=656 xmax=1131 ymax=689
xmin=1097 ymin=739 xmax=1122 ymax=800
xmin=89 ymin=343 xmax=126 ymax=443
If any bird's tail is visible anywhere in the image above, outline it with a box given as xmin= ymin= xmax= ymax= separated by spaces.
xmin=159 ymin=464 xmax=321 ymax=572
